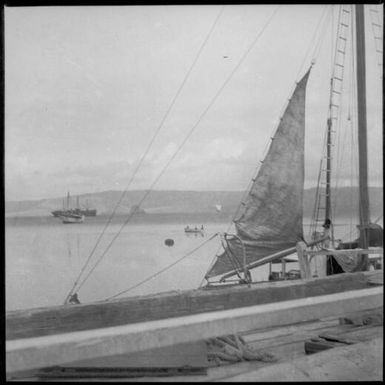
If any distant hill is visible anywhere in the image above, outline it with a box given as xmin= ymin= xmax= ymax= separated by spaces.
xmin=5 ymin=187 xmax=383 ymax=219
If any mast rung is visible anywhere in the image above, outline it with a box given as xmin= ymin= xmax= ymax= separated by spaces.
xmin=370 ymin=8 xmax=378 ymax=13
xmin=376 ymin=49 xmax=383 ymax=53
xmin=330 ymin=103 xmax=339 ymax=108
xmin=372 ymin=23 xmax=382 ymax=27
xmin=332 ymin=89 xmax=341 ymax=94
xmin=339 ymin=36 xmax=347 ymax=41
xmin=334 ymin=76 xmax=343 ymax=81
xmin=342 ymin=8 xmax=350 ymax=13
xmin=341 ymin=23 xmax=349 ymax=27
xmin=337 ymin=49 xmax=346 ymax=54
xmin=335 ymin=63 xmax=344 ymax=68
xmin=374 ymin=36 xmax=382 ymax=40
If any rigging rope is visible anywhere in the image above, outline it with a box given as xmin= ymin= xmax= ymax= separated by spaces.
xmin=332 ymin=6 xmax=359 ymax=241
xmin=105 ymin=233 xmax=219 ymax=300
xmin=204 ymin=5 xmax=333 ymax=286
xmin=85 ymin=5 xmax=280 ymax=293
xmin=66 ymin=5 xmax=280 ymax=299
xmin=310 ymin=4 xmax=355 ymax=239
xmin=203 ymin=5 xmax=329 ymax=285
xmin=368 ymin=4 xmax=383 ymax=78
xmin=296 ymin=4 xmax=330 ymax=79
xmin=64 ymin=6 xmax=225 ymax=302
xmin=310 ymin=5 xmax=343 ymax=238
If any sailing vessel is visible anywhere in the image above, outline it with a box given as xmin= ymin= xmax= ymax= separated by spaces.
xmin=59 ymin=212 xmax=85 ymax=224
xmin=52 ymin=192 xmax=85 ymax=223
xmin=6 ymin=4 xmax=383 ymax=380
xmin=202 ymin=4 xmax=383 ymax=284
xmin=51 ymin=193 xmax=97 ymax=217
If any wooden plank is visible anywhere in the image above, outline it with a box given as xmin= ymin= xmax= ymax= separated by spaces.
xmin=305 ymin=248 xmax=383 ymax=256
xmin=6 ymin=286 xmax=382 ymax=373
xmin=8 ymin=341 xmax=209 ymax=381
xmin=123 ymin=325 xmax=384 ymax=383
xmin=6 ymin=271 xmax=379 ymax=340
xmin=57 ymin=341 xmax=208 ymax=369
xmin=220 ymin=336 xmax=383 ymax=381
xmin=247 ymin=323 xmax=382 ymax=358
xmin=241 ymin=318 xmax=340 ymax=344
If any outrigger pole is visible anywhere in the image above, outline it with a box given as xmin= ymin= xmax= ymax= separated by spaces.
xmin=218 ymin=236 xmax=328 ymax=282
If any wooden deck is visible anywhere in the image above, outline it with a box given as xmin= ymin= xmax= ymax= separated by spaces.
xmin=6 ymin=271 xmax=380 ymax=340
xmin=8 ymin=312 xmax=383 ymax=381
xmin=6 ymin=271 xmax=383 ymax=381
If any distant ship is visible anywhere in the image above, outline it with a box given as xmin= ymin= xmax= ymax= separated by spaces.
xmin=52 ymin=208 xmax=97 ymax=217
xmin=51 ymin=193 xmax=97 ymax=217
xmin=59 ymin=212 xmax=85 ymax=224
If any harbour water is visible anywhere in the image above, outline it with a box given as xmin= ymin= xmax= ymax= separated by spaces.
xmin=5 ymin=213 xmax=369 ymax=311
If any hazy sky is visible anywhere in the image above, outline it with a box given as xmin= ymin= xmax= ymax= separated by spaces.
xmin=5 ymin=5 xmax=383 ymax=201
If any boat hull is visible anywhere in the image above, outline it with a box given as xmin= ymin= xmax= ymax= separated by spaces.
xmin=59 ymin=215 xmax=85 ymax=224
xmin=52 ymin=209 xmax=96 ymax=217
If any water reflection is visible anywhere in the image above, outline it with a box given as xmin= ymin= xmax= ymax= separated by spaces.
xmin=65 ymin=232 xmax=81 ymax=266
xmin=184 ymin=225 xmax=205 ymax=238
xmin=185 ymin=231 xmax=205 ymax=238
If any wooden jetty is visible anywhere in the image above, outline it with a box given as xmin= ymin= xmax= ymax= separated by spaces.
xmin=6 ymin=270 xmax=383 ymax=381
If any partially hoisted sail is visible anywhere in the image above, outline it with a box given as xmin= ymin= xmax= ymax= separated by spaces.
xmin=206 ymin=68 xmax=311 ymax=279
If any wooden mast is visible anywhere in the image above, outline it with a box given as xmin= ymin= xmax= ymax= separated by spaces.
xmin=325 ymin=117 xmax=332 ymax=223
xmin=355 ymin=4 xmax=370 ymax=258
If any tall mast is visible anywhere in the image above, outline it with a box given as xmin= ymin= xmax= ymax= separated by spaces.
xmin=355 ymin=4 xmax=370 ymax=251
xmin=325 ymin=117 xmax=332 ymax=222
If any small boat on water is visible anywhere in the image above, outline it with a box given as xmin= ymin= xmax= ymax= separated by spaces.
xmin=185 ymin=225 xmax=204 ymax=234
xmin=51 ymin=192 xmax=97 ymax=217
xmin=59 ymin=213 xmax=85 ymax=224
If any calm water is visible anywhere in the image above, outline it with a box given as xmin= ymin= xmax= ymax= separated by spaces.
xmin=5 ymin=213 xmax=369 ymax=311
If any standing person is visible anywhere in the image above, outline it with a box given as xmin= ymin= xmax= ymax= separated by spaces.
xmin=69 ymin=293 xmax=81 ymax=304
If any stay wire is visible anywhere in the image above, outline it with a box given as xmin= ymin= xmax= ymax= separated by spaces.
xmin=203 ymin=5 xmax=332 ymax=286
xmin=295 ymin=4 xmax=331 ymax=80
xmin=105 ymin=232 xmax=219 ymax=300
xmin=64 ymin=6 xmax=225 ymax=301
xmin=73 ymin=5 xmax=281 ymax=294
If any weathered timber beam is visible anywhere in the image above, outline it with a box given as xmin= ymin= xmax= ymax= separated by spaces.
xmin=6 ymin=271 xmax=379 ymax=340
xmin=6 ymin=286 xmax=382 ymax=374
xmin=304 ymin=248 xmax=383 ymax=256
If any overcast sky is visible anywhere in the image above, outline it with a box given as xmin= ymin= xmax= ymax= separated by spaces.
xmin=5 ymin=4 xmax=383 ymax=201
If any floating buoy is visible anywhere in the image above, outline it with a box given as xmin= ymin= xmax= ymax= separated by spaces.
xmin=164 ymin=238 xmax=174 ymax=247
